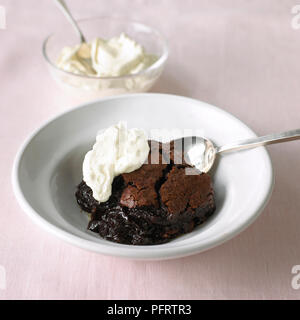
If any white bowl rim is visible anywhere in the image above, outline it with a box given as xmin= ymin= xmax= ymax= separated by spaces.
xmin=42 ymin=16 xmax=169 ymax=80
xmin=11 ymin=93 xmax=274 ymax=260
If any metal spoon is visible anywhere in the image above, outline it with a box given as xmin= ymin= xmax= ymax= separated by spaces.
xmin=54 ymin=0 xmax=97 ymax=73
xmin=54 ymin=0 xmax=86 ymax=43
xmin=174 ymin=129 xmax=300 ymax=173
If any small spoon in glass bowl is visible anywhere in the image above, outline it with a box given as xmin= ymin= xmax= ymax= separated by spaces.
xmin=54 ymin=0 xmax=95 ymax=72
xmin=174 ymin=129 xmax=300 ymax=173
xmin=55 ymin=0 xmax=86 ymax=43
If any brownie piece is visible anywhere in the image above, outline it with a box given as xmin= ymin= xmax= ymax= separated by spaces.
xmin=120 ymin=160 xmax=167 ymax=208
xmin=75 ymin=140 xmax=216 ymax=245
xmin=160 ymin=166 xmax=215 ymax=218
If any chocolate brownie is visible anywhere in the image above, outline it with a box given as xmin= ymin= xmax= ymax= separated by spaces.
xmin=75 ymin=140 xmax=216 ymax=245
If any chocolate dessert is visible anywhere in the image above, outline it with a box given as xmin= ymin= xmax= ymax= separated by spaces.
xmin=75 ymin=140 xmax=216 ymax=245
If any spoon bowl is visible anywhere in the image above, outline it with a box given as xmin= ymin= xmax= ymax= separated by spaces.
xmin=175 ymin=129 xmax=300 ymax=173
xmin=172 ymin=136 xmax=217 ymax=173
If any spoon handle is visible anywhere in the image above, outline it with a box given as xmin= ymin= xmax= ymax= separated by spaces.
xmin=216 ymin=129 xmax=300 ymax=154
xmin=54 ymin=0 xmax=86 ymax=43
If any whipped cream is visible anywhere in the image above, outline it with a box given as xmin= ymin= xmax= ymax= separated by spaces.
xmin=56 ymin=33 xmax=157 ymax=77
xmin=82 ymin=122 xmax=150 ymax=202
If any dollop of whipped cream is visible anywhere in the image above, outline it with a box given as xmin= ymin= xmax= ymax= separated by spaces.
xmin=56 ymin=33 xmax=157 ymax=77
xmin=83 ymin=121 xmax=150 ymax=202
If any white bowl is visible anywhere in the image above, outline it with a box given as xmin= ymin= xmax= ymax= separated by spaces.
xmin=12 ymin=94 xmax=274 ymax=260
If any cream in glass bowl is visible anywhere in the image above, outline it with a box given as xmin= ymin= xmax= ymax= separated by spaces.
xmin=43 ymin=17 xmax=168 ymax=100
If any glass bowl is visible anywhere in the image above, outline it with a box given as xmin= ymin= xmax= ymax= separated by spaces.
xmin=43 ymin=17 xmax=168 ymax=100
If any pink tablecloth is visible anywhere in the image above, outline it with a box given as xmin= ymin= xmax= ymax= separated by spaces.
xmin=1 ymin=0 xmax=300 ymax=300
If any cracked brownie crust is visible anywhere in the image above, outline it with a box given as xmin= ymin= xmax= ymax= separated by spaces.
xmin=75 ymin=140 xmax=216 ymax=245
